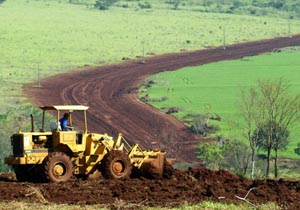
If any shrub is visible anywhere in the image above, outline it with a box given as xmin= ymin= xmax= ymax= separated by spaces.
xmin=190 ymin=115 xmax=218 ymax=136
xmin=94 ymin=0 xmax=118 ymax=10
xmin=138 ymin=2 xmax=151 ymax=9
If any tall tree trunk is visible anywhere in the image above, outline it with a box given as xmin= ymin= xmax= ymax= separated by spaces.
xmin=266 ymin=128 xmax=272 ymax=178
xmin=250 ymin=147 xmax=256 ymax=179
xmin=266 ymin=145 xmax=271 ymax=178
xmin=274 ymin=146 xmax=278 ymax=178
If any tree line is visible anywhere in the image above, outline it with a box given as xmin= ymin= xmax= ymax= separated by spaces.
xmin=86 ymin=0 xmax=300 ymax=18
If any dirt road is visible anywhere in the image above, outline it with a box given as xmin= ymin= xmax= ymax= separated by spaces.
xmin=24 ymin=35 xmax=300 ymax=163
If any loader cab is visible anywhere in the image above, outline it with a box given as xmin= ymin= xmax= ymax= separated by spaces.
xmin=39 ymin=105 xmax=89 ymax=150
xmin=40 ymin=105 xmax=89 ymax=133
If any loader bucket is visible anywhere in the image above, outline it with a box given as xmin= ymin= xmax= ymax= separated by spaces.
xmin=140 ymin=152 xmax=165 ymax=178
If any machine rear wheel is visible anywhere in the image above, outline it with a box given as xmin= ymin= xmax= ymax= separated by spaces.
xmin=102 ymin=150 xmax=132 ymax=179
xmin=44 ymin=152 xmax=73 ymax=182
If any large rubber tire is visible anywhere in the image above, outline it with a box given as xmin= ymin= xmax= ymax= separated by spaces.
xmin=102 ymin=150 xmax=132 ymax=179
xmin=44 ymin=152 xmax=73 ymax=182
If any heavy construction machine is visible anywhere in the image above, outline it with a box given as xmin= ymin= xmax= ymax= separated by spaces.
xmin=4 ymin=105 xmax=166 ymax=182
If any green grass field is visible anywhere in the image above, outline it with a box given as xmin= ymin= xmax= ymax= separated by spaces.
xmin=1 ymin=0 xmax=300 ymax=110
xmin=143 ymin=48 xmax=300 ymax=159
xmin=1 ymin=0 xmax=300 ymax=173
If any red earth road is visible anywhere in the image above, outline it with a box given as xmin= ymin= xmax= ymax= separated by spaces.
xmin=24 ymin=35 xmax=300 ymax=163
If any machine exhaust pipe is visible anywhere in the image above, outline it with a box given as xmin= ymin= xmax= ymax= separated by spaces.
xmin=30 ymin=114 xmax=34 ymax=132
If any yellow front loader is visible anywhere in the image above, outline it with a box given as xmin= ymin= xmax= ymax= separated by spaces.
xmin=4 ymin=105 xmax=165 ymax=182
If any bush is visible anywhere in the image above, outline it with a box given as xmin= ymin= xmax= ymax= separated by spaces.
xmin=138 ymin=2 xmax=151 ymax=9
xmin=190 ymin=115 xmax=218 ymax=136
xmin=94 ymin=0 xmax=118 ymax=10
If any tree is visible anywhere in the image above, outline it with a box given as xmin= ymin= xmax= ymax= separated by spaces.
xmin=166 ymin=0 xmax=180 ymax=10
xmin=256 ymin=121 xmax=289 ymax=177
xmin=196 ymin=141 xmax=224 ymax=170
xmin=240 ymin=86 xmax=265 ymax=179
xmin=94 ymin=0 xmax=118 ymax=10
xmin=294 ymin=142 xmax=300 ymax=156
xmin=240 ymin=78 xmax=300 ymax=178
xmin=222 ymin=139 xmax=251 ymax=176
xmin=196 ymin=138 xmax=251 ymax=175
xmin=259 ymin=79 xmax=300 ymax=177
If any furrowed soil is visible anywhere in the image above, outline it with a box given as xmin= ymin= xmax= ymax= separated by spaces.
xmin=1 ymin=36 xmax=300 ymax=209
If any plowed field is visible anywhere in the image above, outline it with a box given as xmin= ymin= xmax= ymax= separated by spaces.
xmin=1 ymin=36 xmax=300 ymax=209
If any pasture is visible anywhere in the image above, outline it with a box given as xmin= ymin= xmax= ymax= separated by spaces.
xmin=1 ymin=0 xmax=300 ymax=110
xmin=143 ymin=48 xmax=300 ymax=159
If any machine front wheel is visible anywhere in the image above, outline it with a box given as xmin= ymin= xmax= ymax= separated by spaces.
xmin=102 ymin=150 xmax=132 ymax=179
xmin=43 ymin=152 xmax=73 ymax=182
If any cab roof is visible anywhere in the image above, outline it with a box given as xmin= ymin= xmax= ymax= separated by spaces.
xmin=40 ymin=105 xmax=89 ymax=111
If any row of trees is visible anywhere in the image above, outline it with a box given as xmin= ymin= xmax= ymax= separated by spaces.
xmin=197 ymin=79 xmax=300 ymax=179
xmin=66 ymin=0 xmax=300 ymax=16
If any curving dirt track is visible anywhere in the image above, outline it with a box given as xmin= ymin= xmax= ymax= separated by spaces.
xmin=24 ymin=35 xmax=300 ymax=164
xmin=0 ymin=35 xmax=296 ymax=209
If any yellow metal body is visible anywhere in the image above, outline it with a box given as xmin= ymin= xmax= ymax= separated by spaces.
xmin=4 ymin=131 xmax=119 ymax=175
xmin=5 ymin=105 xmax=165 ymax=178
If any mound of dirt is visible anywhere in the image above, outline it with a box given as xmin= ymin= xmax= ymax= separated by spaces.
xmin=0 ymin=167 xmax=300 ymax=209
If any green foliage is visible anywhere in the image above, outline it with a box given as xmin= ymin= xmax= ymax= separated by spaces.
xmin=255 ymin=122 xmax=289 ymax=152
xmin=181 ymin=0 xmax=300 ymax=18
xmin=189 ymin=115 xmax=219 ymax=136
xmin=294 ymin=142 xmax=300 ymax=156
xmin=196 ymin=141 xmax=224 ymax=170
xmin=222 ymin=139 xmax=252 ymax=176
xmin=94 ymin=0 xmax=118 ymax=10
xmin=0 ymin=0 xmax=5 ymax=4
xmin=138 ymin=1 xmax=151 ymax=9
xmin=165 ymin=0 xmax=180 ymax=10
xmin=196 ymin=138 xmax=251 ymax=176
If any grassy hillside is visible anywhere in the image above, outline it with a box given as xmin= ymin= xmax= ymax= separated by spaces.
xmin=1 ymin=0 xmax=300 ymax=172
xmin=1 ymin=0 xmax=299 ymax=109
xmin=142 ymin=48 xmax=300 ymax=159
